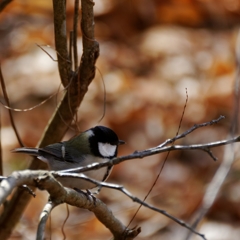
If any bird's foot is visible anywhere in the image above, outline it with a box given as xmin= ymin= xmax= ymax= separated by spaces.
xmin=73 ymin=188 xmax=97 ymax=205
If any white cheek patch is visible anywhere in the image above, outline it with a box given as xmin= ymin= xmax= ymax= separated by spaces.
xmin=98 ymin=143 xmax=117 ymax=158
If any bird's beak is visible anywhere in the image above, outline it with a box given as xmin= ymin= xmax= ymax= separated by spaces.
xmin=118 ymin=140 xmax=125 ymax=145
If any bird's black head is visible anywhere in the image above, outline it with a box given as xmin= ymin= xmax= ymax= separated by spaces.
xmin=88 ymin=126 xmax=124 ymax=158
xmin=91 ymin=126 xmax=120 ymax=145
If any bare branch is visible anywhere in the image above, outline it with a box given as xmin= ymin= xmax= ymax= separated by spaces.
xmin=0 ymin=170 xmax=140 ymax=240
xmin=57 ymin=136 xmax=240 ymax=176
xmin=37 ymin=201 xmax=59 ymax=240
xmin=54 ymin=172 xmax=207 ymax=238
xmin=0 ymin=169 xmax=203 ymax=239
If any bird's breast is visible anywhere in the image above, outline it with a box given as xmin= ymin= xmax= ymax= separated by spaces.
xmin=47 ymin=155 xmax=112 ymax=189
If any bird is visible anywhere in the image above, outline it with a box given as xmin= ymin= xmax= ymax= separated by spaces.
xmin=12 ymin=126 xmax=125 ymax=190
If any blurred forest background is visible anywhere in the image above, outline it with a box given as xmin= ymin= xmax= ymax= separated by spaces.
xmin=1 ymin=0 xmax=240 ymax=239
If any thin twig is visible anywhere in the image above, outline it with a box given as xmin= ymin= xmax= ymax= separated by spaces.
xmin=36 ymin=44 xmax=58 ymax=62
xmin=159 ymin=115 xmax=225 ymax=148
xmin=0 ymin=87 xmax=62 ymax=112
xmin=0 ymin=65 xmax=24 ymax=147
xmin=20 ymin=185 xmax=36 ymax=197
xmin=61 ymin=204 xmax=69 ymax=240
xmin=127 ymin=88 xmax=189 ymax=230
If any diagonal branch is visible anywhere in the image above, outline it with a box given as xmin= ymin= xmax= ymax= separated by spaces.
xmin=58 ymin=136 xmax=240 ymax=175
xmin=60 ymin=176 xmax=206 ymax=240
xmin=0 ymin=170 xmax=140 ymax=240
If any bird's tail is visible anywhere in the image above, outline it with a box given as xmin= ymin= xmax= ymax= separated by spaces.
xmin=11 ymin=147 xmax=39 ymax=156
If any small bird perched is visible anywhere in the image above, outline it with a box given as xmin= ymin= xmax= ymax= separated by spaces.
xmin=12 ymin=126 xmax=125 ymax=189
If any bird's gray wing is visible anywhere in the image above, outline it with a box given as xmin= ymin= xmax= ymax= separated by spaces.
xmin=39 ymin=142 xmax=83 ymax=163
xmin=38 ymin=143 xmax=64 ymax=160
